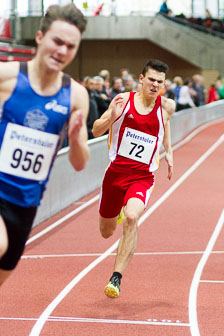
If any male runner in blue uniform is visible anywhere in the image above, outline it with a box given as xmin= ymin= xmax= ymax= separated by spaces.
xmin=0 ymin=3 xmax=89 ymax=286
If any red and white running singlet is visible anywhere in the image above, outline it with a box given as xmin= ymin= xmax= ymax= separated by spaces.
xmin=107 ymin=91 xmax=165 ymax=173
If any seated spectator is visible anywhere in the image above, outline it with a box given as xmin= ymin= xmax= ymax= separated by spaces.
xmin=110 ymin=76 xmax=123 ymax=99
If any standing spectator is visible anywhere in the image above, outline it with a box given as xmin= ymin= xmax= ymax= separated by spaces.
xmin=172 ymin=76 xmax=183 ymax=106
xmin=84 ymin=76 xmax=99 ymax=139
xmin=111 ymin=0 xmax=117 ymax=16
xmin=123 ymin=73 xmax=136 ymax=92
xmin=207 ymin=84 xmax=219 ymax=103
xmin=93 ymin=76 xmax=110 ymax=117
xmin=93 ymin=3 xmax=104 ymax=16
xmin=110 ymin=77 xmax=123 ymax=99
xmin=99 ymin=69 xmax=111 ymax=97
xmin=176 ymin=79 xmax=195 ymax=111
xmin=163 ymin=79 xmax=175 ymax=100
xmin=191 ymin=74 xmax=206 ymax=106
xmin=216 ymin=77 xmax=224 ymax=100
xmin=120 ymin=68 xmax=129 ymax=80
xmin=159 ymin=0 xmax=170 ymax=15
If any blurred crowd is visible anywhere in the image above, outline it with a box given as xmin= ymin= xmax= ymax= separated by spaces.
xmin=81 ymin=68 xmax=224 ymax=139
xmin=159 ymin=1 xmax=224 ymax=35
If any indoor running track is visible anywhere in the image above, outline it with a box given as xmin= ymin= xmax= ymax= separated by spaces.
xmin=0 ymin=119 xmax=224 ymax=336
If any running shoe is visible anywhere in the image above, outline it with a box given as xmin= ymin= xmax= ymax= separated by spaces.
xmin=104 ymin=275 xmax=120 ymax=298
xmin=117 ymin=207 xmax=124 ymax=225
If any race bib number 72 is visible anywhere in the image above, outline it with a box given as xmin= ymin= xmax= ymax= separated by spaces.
xmin=0 ymin=123 xmax=59 ymax=181
xmin=118 ymin=127 xmax=157 ymax=164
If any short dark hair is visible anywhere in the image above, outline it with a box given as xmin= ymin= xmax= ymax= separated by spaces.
xmin=40 ymin=3 xmax=87 ymax=35
xmin=141 ymin=59 xmax=169 ymax=76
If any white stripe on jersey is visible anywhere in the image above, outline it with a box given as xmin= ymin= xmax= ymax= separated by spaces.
xmin=149 ymin=106 xmax=164 ymax=172
xmin=108 ymin=101 xmax=130 ymax=162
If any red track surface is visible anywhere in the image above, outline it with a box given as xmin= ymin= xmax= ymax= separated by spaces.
xmin=0 ymin=119 xmax=223 ymax=336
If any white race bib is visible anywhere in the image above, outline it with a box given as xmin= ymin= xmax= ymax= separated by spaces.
xmin=118 ymin=127 xmax=157 ymax=164
xmin=0 ymin=123 xmax=59 ymax=181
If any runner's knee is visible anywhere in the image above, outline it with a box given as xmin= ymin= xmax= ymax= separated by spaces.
xmin=125 ymin=211 xmax=138 ymax=229
xmin=100 ymin=221 xmax=116 ymax=239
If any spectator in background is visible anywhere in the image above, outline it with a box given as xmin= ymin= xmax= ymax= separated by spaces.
xmin=163 ymin=79 xmax=175 ymax=100
xmin=120 ymin=68 xmax=129 ymax=79
xmin=172 ymin=76 xmax=183 ymax=105
xmin=99 ymin=69 xmax=111 ymax=97
xmin=84 ymin=76 xmax=99 ymax=139
xmin=159 ymin=0 xmax=170 ymax=15
xmin=191 ymin=74 xmax=206 ymax=106
xmin=176 ymin=79 xmax=195 ymax=111
xmin=206 ymin=84 xmax=219 ymax=103
xmin=110 ymin=76 xmax=123 ymax=99
xmin=93 ymin=75 xmax=110 ymax=117
xmin=216 ymin=76 xmax=224 ymax=99
xmin=135 ymin=81 xmax=142 ymax=92
xmin=111 ymin=0 xmax=117 ymax=16
xmin=93 ymin=3 xmax=104 ymax=15
xmin=123 ymin=73 xmax=136 ymax=92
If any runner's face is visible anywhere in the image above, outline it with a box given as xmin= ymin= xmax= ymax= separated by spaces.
xmin=36 ymin=20 xmax=81 ymax=72
xmin=140 ymin=68 xmax=165 ymax=98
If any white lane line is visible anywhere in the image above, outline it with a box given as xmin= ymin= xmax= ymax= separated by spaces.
xmin=29 ymin=134 xmax=224 ymax=336
xmin=200 ymin=280 xmax=224 ymax=284
xmin=188 ymin=208 xmax=224 ymax=336
xmin=21 ymin=251 xmax=224 ymax=259
xmin=0 ymin=316 xmax=189 ymax=326
xmin=26 ymin=118 xmax=224 ymax=246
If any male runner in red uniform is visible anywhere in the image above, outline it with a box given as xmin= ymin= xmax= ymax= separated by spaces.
xmin=92 ymin=59 xmax=175 ymax=298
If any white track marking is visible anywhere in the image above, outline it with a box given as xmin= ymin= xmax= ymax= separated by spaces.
xmin=26 ymin=118 xmax=224 ymax=246
xmin=29 ymin=134 xmax=223 ymax=335
xmin=0 ymin=316 xmax=189 ymax=326
xmin=200 ymin=280 xmax=224 ymax=284
xmin=21 ymin=250 xmax=224 ymax=259
xmin=188 ymin=209 xmax=224 ymax=336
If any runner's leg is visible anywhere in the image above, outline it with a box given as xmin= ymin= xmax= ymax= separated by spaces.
xmin=114 ymin=197 xmax=144 ymax=274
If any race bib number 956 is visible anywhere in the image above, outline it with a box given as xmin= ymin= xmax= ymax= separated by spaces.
xmin=118 ymin=127 xmax=157 ymax=164
xmin=0 ymin=123 xmax=59 ymax=181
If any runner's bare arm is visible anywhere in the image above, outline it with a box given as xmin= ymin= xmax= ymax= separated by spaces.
xmin=161 ymin=97 xmax=175 ymax=180
xmin=68 ymin=81 xmax=89 ymax=171
xmin=92 ymin=93 xmax=129 ymax=137
xmin=163 ymin=120 xmax=173 ymax=180
xmin=0 ymin=62 xmax=20 ymax=102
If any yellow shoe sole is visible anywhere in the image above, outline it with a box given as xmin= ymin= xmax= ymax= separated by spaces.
xmin=104 ymin=284 xmax=119 ymax=298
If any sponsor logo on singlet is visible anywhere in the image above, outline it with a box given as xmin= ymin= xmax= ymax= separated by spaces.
xmin=45 ymin=100 xmax=68 ymax=115
xmin=24 ymin=109 xmax=49 ymax=131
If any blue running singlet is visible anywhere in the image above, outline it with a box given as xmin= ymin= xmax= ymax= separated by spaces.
xmin=0 ymin=62 xmax=71 ymax=207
